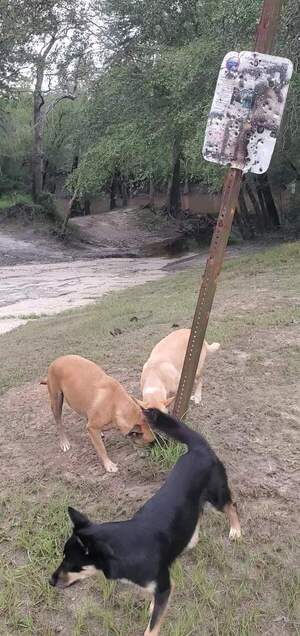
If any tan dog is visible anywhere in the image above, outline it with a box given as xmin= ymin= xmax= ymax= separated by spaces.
xmin=141 ymin=329 xmax=220 ymax=411
xmin=41 ymin=355 xmax=154 ymax=473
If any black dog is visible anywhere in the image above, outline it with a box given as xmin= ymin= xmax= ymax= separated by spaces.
xmin=50 ymin=409 xmax=241 ymax=636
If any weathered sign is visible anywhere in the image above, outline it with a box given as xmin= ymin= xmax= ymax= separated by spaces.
xmin=203 ymin=51 xmax=293 ymax=174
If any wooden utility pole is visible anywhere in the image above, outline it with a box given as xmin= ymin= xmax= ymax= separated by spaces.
xmin=173 ymin=0 xmax=284 ymax=420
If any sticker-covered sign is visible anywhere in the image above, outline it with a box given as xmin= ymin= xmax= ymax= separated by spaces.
xmin=202 ymin=51 xmax=293 ymax=174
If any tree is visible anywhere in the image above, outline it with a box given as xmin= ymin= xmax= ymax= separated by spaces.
xmin=29 ymin=2 xmax=95 ymax=200
xmin=1 ymin=0 xmax=100 ymax=200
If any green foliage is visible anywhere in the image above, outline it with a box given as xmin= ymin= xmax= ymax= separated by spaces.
xmin=72 ymin=0 xmax=265 ymax=195
xmin=0 ymin=96 xmax=32 ymax=191
xmin=0 ymin=192 xmax=32 ymax=209
xmin=70 ymin=121 xmax=171 ymax=195
xmin=1 ymin=0 xmax=300 ymax=208
xmin=35 ymin=192 xmax=57 ymax=218
xmin=43 ymin=97 xmax=88 ymax=172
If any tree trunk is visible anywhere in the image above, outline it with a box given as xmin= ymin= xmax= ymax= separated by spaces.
xmin=166 ymin=177 xmax=172 ymax=210
xmin=149 ymin=177 xmax=155 ymax=208
xmin=121 ymin=177 xmax=128 ymax=207
xmin=257 ymin=173 xmax=280 ymax=228
xmin=236 ymin=188 xmax=254 ymax=239
xmin=182 ymin=177 xmax=190 ymax=213
xmin=83 ymin=195 xmax=90 ymax=215
xmin=42 ymin=158 xmax=49 ymax=191
xmin=167 ymin=139 xmax=181 ymax=217
xmin=32 ymin=87 xmax=44 ymax=201
xmin=235 ymin=207 xmax=249 ymax=240
xmin=255 ymin=175 xmax=271 ymax=230
xmin=32 ymin=38 xmax=56 ymax=202
xmin=110 ymin=175 xmax=117 ymax=210
xmin=245 ymin=179 xmax=264 ymax=232
xmin=71 ymin=154 xmax=79 ymax=172
xmin=61 ymin=190 xmax=78 ymax=237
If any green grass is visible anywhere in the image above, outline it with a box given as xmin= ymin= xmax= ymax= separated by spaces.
xmin=0 ymin=495 xmax=67 ymax=634
xmin=149 ymin=436 xmax=184 ymax=470
xmin=223 ymin=240 xmax=300 ymax=271
xmin=1 ymin=492 xmax=299 ymax=636
xmin=0 ymin=192 xmax=32 ymax=209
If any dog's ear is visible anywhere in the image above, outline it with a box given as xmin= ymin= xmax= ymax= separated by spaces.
xmin=75 ymin=533 xmax=90 ymax=555
xmin=68 ymin=507 xmax=90 ymax=530
xmin=164 ymin=396 xmax=176 ymax=407
xmin=77 ymin=532 xmax=115 ymax=560
xmin=131 ymin=396 xmax=147 ymax=408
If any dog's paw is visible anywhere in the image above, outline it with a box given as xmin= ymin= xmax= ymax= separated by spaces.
xmin=148 ymin=599 xmax=154 ymax=616
xmin=229 ymin=527 xmax=242 ymax=540
xmin=191 ymin=394 xmax=201 ymax=405
xmin=60 ymin=438 xmax=70 ymax=452
xmin=105 ymin=461 xmax=118 ymax=473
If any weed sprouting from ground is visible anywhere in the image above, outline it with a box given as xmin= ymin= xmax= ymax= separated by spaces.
xmin=149 ymin=432 xmax=185 ymax=470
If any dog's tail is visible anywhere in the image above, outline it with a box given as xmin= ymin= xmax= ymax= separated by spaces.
xmin=40 ymin=378 xmax=48 ymax=385
xmin=144 ymin=408 xmax=204 ymax=450
xmin=206 ymin=341 xmax=220 ymax=353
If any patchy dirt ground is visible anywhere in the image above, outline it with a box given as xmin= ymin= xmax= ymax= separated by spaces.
xmin=0 ymin=242 xmax=299 ymax=636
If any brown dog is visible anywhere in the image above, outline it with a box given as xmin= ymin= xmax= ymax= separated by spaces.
xmin=41 ymin=355 xmax=154 ymax=473
xmin=141 ymin=329 xmax=220 ymax=411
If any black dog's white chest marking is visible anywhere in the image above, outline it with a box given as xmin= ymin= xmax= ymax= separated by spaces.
xmin=120 ymin=578 xmax=156 ymax=595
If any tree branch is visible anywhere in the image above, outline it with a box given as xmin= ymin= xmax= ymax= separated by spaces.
xmin=44 ymin=94 xmax=77 ymax=119
xmin=38 ymin=91 xmax=45 ymax=112
xmin=40 ymin=34 xmax=57 ymax=60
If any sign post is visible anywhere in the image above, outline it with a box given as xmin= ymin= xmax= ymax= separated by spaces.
xmin=173 ymin=0 xmax=289 ymax=420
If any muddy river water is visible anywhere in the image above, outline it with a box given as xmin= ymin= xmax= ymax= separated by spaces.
xmin=0 ymin=254 xmax=199 ymax=335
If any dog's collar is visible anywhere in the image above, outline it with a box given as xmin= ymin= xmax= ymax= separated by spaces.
xmin=76 ymin=535 xmax=89 ymax=555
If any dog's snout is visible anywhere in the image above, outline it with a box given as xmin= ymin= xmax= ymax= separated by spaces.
xmin=49 ymin=573 xmax=57 ymax=587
